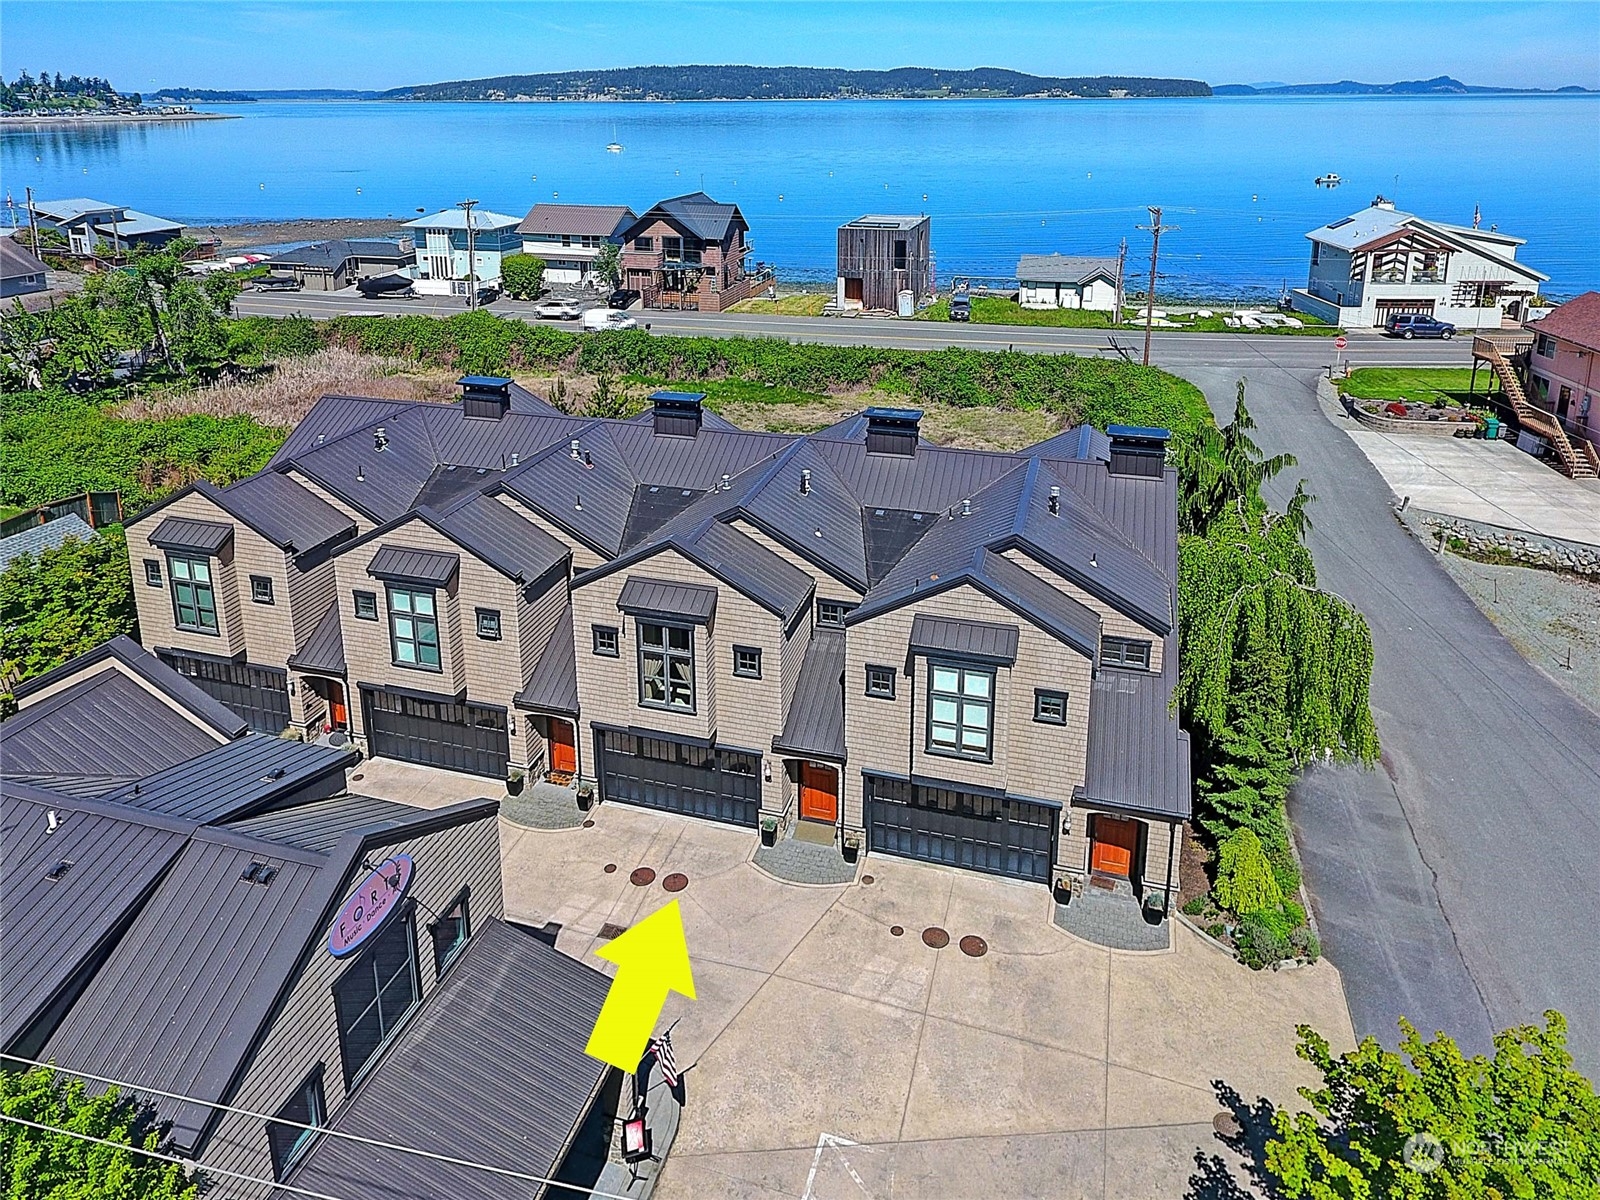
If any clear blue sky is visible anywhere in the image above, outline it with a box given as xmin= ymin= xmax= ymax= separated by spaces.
xmin=3 ymin=1 xmax=1596 ymax=92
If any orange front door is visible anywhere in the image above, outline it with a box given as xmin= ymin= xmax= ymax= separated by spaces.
xmin=328 ymin=681 xmax=348 ymax=729
xmin=799 ymin=763 xmax=839 ymax=824
xmin=1090 ymin=815 xmax=1140 ymax=878
xmin=549 ymin=719 xmax=577 ymax=774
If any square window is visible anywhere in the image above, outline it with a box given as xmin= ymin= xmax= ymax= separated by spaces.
xmin=265 ymin=1067 xmax=326 ymax=1181
xmin=353 ymin=591 xmax=378 ymax=621
xmin=865 ymin=665 xmax=896 ymax=699
xmin=733 ymin=645 xmax=762 ymax=678
xmin=250 ymin=575 xmax=274 ymax=605
xmin=1034 ymin=690 xmax=1068 ymax=725
xmin=475 ymin=608 xmax=501 ymax=640
xmin=593 ymin=625 xmax=619 ymax=657
xmin=143 ymin=558 xmax=162 ymax=587
xmin=816 ymin=600 xmax=855 ymax=628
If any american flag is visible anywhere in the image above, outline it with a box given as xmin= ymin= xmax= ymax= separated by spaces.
xmin=650 ymin=1030 xmax=680 ymax=1088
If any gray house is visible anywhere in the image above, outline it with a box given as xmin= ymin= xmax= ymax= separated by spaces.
xmin=29 ymin=196 xmax=185 ymax=255
xmin=265 ymin=239 xmax=412 ymax=291
xmin=1016 ymin=253 xmax=1123 ymax=312
xmin=0 ymin=237 xmax=49 ymax=298
xmin=516 ymin=204 xmax=636 ymax=285
xmin=124 ymin=381 xmax=1190 ymax=907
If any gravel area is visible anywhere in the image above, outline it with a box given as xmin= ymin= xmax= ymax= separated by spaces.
xmin=191 ymin=217 xmax=411 ymax=251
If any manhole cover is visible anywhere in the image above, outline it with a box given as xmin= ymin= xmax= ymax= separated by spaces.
xmin=959 ymin=935 xmax=988 ymax=957
xmin=889 ymin=925 xmax=904 ymax=937
xmin=922 ymin=927 xmax=950 ymax=949
xmin=1213 ymin=1111 xmax=1243 ymax=1139
xmin=630 ymin=867 xmax=657 ymax=886
xmin=582 ymin=819 xmax=595 ymax=828
xmin=598 ymin=923 xmax=628 ymax=941
xmin=861 ymin=874 xmax=875 ymax=885
xmin=661 ymin=872 xmax=688 ymax=893
xmin=603 ymin=863 xmax=618 ymax=874
xmin=350 ymin=773 xmax=364 ymax=781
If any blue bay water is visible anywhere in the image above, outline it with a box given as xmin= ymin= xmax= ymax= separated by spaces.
xmin=3 ymin=96 xmax=1596 ymax=297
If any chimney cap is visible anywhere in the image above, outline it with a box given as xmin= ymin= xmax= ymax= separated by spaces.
xmin=458 ymin=374 xmax=514 ymax=389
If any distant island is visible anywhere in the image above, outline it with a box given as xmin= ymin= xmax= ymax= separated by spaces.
xmin=1 ymin=68 xmax=231 ymax=123
xmin=1215 ymin=75 xmax=1595 ymax=96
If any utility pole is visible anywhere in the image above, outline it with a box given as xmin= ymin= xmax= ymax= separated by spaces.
xmin=25 ymin=186 xmax=40 ymax=258
xmin=1115 ymin=237 xmax=1127 ymax=317
xmin=458 ymin=198 xmax=479 ymax=310
xmin=1137 ymin=206 xmax=1178 ymax=367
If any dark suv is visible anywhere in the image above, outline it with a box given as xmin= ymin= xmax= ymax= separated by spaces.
xmin=1384 ymin=313 xmax=1456 ymax=340
xmin=608 ymin=288 xmax=641 ymax=310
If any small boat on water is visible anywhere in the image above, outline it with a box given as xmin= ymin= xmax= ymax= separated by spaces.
xmin=606 ymin=124 xmax=623 ymax=153
xmin=1314 ymin=173 xmax=1342 ymax=188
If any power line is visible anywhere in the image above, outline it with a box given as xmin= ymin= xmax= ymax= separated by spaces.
xmin=1 ymin=1053 xmax=653 ymax=1200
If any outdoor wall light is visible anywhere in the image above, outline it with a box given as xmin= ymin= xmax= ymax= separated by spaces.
xmin=1061 ymin=812 xmax=1071 ymax=835
xmin=508 ymin=715 xmax=517 ymax=736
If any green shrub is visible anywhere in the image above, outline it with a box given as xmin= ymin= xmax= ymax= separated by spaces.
xmin=1180 ymin=895 xmax=1209 ymax=917
xmin=1213 ymin=827 xmax=1283 ymax=915
xmin=1289 ymin=924 xmax=1320 ymax=961
xmin=501 ymin=254 xmax=546 ymax=301
xmin=1237 ymin=911 xmax=1293 ymax=969
xmin=1282 ymin=897 xmax=1306 ymax=929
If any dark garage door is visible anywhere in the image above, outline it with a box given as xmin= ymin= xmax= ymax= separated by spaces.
xmin=360 ymin=687 xmax=509 ymax=779
xmin=159 ymin=650 xmax=290 ymax=735
xmin=865 ymin=775 xmax=1056 ymax=884
xmin=596 ymin=729 xmax=760 ymax=828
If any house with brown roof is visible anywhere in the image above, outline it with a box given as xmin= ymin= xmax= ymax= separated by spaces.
xmin=123 ymin=379 xmax=1190 ymax=911
xmin=516 ymin=203 xmax=636 ymax=286
xmin=1526 ymin=291 xmax=1600 ymax=454
xmin=619 ymin=192 xmax=755 ymax=312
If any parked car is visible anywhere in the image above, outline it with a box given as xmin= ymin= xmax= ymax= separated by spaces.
xmin=949 ymin=293 xmax=971 ymax=322
xmin=356 ymin=273 xmax=416 ymax=299
xmin=608 ymin=288 xmax=642 ymax=310
xmin=582 ymin=309 xmax=639 ymax=333
xmin=252 ymin=276 xmax=302 ymax=292
xmin=1384 ymin=313 xmax=1456 ymax=340
xmin=534 ymin=297 xmax=583 ymax=321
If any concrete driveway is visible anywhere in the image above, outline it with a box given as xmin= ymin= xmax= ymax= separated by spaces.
xmin=482 ymin=798 xmax=1352 ymax=1200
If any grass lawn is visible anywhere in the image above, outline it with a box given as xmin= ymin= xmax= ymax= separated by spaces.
xmin=1338 ymin=367 xmax=1484 ymax=406
xmin=726 ymin=293 xmax=831 ymax=316
xmin=918 ymin=296 xmax=1114 ymax=327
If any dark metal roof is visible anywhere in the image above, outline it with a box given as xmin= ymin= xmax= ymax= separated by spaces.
xmin=773 ymin=631 xmax=846 ymax=761
xmin=629 ymin=191 xmax=747 ymax=242
xmin=625 ymin=404 xmax=743 ymax=434
xmin=621 ymin=483 xmax=705 ymax=549
xmin=212 ymin=473 xmax=357 ymax=553
xmin=288 ymin=918 xmax=611 ymax=1200
xmin=1080 ymin=633 xmax=1190 ymax=820
xmin=265 ymin=240 xmax=408 ymax=271
xmin=148 ymin=515 xmax=232 ymax=553
xmin=287 ymin=601 xmax=346 ymax=676
xmin=0 ymin=789 xmax=192 ymax=1052
xmin=0 ymin=237 xmax=49 ymax=280
xmin=225 ymin=792 xmax=424 ymax=853
xmin=687 ymin=520 xmax=814 ymax=622
xmin=269 ymin=395 xmax=418 ymax=468
xmin=976 ymin=550 xmax=1102 ymax=662
xmin=428 ymin=497 xmax=568 ymax=584
xmin=616 ymin=575 xmax=718 ymax=623
xmin=367 ymin=543 xmax=460 ymax=584
xmin=909 ymin=614 xmax=1020 ymax=665
xmin=515 ymin=613 xmax=579 ymax=715
xmin=101 ymin=735 xmax=357 ymax=823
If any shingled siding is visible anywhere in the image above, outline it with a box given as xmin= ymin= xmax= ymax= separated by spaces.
xmin=196 ymin=813 xmax=504 ymax=1197
xmin=842 ymin=584 xmax=1094 ymax=837
xmin=128 ymin=492 xmax=247 ymax=661
xmin=518 ymin=575 xmax=568 ymax=687
xmin=1059 ymin=804 xmax=1184 ymax=895
xmin=1000 ymin=547 xmax=1167 ymax=673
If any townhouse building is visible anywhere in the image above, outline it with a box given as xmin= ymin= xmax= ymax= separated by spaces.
xmin=125 ymin=381 xmax=1190 ymax=906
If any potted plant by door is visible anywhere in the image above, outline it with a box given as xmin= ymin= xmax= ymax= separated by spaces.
xmin=841 ymin=830 xmax=863 ymax=862
xmin=760 ymin=815 xmax=779 ymax=847
xmin=576 ymin=780 xmax=595 ymax=810
xmin=506 ymin=769 xmax=525 ymax=796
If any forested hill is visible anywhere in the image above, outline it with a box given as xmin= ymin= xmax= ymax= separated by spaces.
xmin=1215 ymin=75 xmax=1595 ymax=96
xmin=381 ymin=65 xmax=1211 ymax=101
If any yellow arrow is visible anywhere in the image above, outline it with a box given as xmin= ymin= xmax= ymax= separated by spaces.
xmin=585 ymin=899 xmax=696 ymax=1071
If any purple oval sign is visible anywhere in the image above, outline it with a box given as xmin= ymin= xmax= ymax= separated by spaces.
xmin=328 ymin=854 xmax=414 ymax=958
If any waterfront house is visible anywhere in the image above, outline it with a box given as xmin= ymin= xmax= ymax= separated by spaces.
xmin=1291 ymin=197 xmax=1547 ymax=330
xmin=1016 ymin=254 xmax=1123 ymax=312
xmin=620 ymin=192 xmax=755 ymax=312
xmin=1526 ymin=291 xmax=1600 ymax=456
xmin=0 ymin=636 xmax=623 ymax=1200
xmin=29 ymin=196 xmax=185 ymax=255
xmin=402 ymin=208 xmax=522 ymax=298
xmin=121 ymin=380 xmax=1190 ymax=911
xmin=836 ymin=215 xmax=933 ymax=313
xmin=516 ymin=204 xmax=636 ymax=286
xmin=0 ymin=237 xmax=48 ymax=297
xmin=265 ymin=239 xmax=412 ymax=292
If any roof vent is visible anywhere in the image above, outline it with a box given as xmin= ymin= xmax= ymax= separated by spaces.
xmin=960 ymin=497 xmax=972 ymax=517
xmin=258 ymin=866 xmax=279 ymax=886
xmin=461 ymin=375 xmax=513 ymax=420
xmin=510 ymin=452 xmax=519 ymax=467
xmin=584 ymin=451 xmax=594 ymax=469
xmin=356 ymin=463 xmax=365 ymax=482
xmin=1048 ymin=485 xmax=1061 ymax=516
xmin=373 ymin=426 xmax=388 ymax=452
xmin=1106 ymin=425 xmax=1170 ymax=478
xmin=45 ymin=859 xmax=74 ymax=882
xmin=1373 ymin=194 xmax=1395 ymax=210
xmin=651 ymin=390 xmax=705 ymax=438
xmin=800 ymin=468 xmax=812 ymax=495
xmin=1090 ymin=552 xmax=1099 ymax=568
xmin=570 ymin=439 xmax=582 ymax=460
xmin=720 ymin=473 xmax=731 ymax=491
xmin=575 ymin=493 xmax=583 ymax=511
xmin=46 ymin=809 xmax=59 ymax=834
xmin=242 ymin=861 xmax=264 ymax=882
xmin=864 ymin=407 xmax=921 ymax=457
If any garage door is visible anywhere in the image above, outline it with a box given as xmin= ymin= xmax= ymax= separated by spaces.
xmin=1375 ymin=298 xmax=1435 ymax=319
xmin=360 ymin=687 xmax=509 ymax=779
xmin=596 ymin=729 xmax=760 ymax=828
xmin=158 ymin=650 xmax=290 ymax=735
xmin=864 ymin=774 xmax=1056 ymax=884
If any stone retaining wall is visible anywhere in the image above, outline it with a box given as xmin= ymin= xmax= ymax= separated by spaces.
xmin=1344 ymin=396 xmax=1482 ymax=438
xmin=1400 ymin=505 xmax=1600 ymax=576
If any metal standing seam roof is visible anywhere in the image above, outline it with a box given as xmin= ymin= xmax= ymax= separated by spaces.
xmin=908 ymin=614 xmax=1020 ymax=664
xmin=210 ymin=473 xmax=357 ymax=554
xmin=427 ymin=497 xmax=569 ymax=584
xmin=630 ymin=191 xmax=746 ymax=242
xmin=148 ymin=515 xmax=233 ymax=553
xmin=0 ymin=789 xmax=193 ymax=1052
xmin=288 ymin=601 xmax=346 ymax=676
xmin=28 ymin=197 xmax=125 ymax=223
xmin=366 ymin=543 xmax=460 ymax=585
xmin=616 ymin=575 xmax=718 ymax=623
xmin=224 ymin=792 xmax=426 ymax=854
xmin=1015 ymin=254 xmax=1122 ymax=284
xmin=773 ymin=630 xmax=847 ymax=761
xmin=515 ymin=203 xmax=637 ymax=237
xmin=265 ymin=240 xmax=408 ymax=271
xmin=685 ymin=519 xmax=815 ymax=622
xmin=403 ymin=209 xmax=522 ymax=231
xmin=515 ymin=612 xmax=579 ymax=716
xmin=268 ymin=395 xmax=419 ymax=467
xmin=100 ymin=735 xmax=358 ymax=823
xmin=1080 ymin=631 xmax=1191 ymax=820
xmin=0 ymin=513 xmax=95 ymax=570
xmin=286 ymin=918 xmax=612 ymax=1200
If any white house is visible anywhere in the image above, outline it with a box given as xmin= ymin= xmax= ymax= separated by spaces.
xmin=515 ymin=204 xmax=635 ymax=286
xmin=1015 ymin=254 xmax=1122 ymax=311
xmin=1291 ymin=198 xmax=1547 ymax=330
xmin=29 ymin=197 xmax=185 ymax=255
xmin=403 ymin=208 xmax=523 ymax=297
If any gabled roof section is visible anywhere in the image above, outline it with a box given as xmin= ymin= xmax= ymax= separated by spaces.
xmin=629 ymin=191 xmax=747 ymax=242
xmin=101 ymin=735 xmax=357 ymax=824
xmin=0 ymin=237 xmax=48 ymax=281
xmin=287 ymin=601 xmax=346 ymax=676
xmin=270 ymin=394 xmax=419 ymax=466
xmin=404 ymin=208 xmax=521 ymax=231
xmin=516 ymin=203 xmax=636 ymax=237
xmin=737 ymin=440 xmax=871 ymax=589
xmin=214 ymin=472 xmax=357 ymax=553
xmin=515 ymin=609 xmax=578 ymax=716
xmin=265 ymin=240 xmax=408 ymax=270
xmin=428 ymin=496 xmax=569 ymax=584
xmin=773 ymin=631 xmax=846 ymax=761
xmin=0 ymin=513 xmax=96 ymax=570
xmin=1016 ymin=254 xmax=1122 ymax=284
xmin=225 ymin=793 xmax=425 ymax=854
xmin=1529 ymin=291 xmax=1600 ymax=353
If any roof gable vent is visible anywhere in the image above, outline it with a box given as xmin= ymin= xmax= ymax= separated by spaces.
xmin=864 ymin=407 xmax=921 ymax=457
xmin=1105 ymin=424 xmax=1170 ymax=478
xmin=460 ymin=375 xmax=513 ymax=420
xmin=651 ymin=390 xmax=705 ymax=438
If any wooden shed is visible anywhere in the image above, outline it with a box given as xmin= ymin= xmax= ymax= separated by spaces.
xmin=836 ymin=215 xmax=932 ymax=313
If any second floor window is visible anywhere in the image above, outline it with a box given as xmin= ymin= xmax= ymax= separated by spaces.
xmin=927 ymin=663 xmax=994 ymax=761
xmin=265 ymin=1068 xmax=326 ymax=1181
xmin=1535 ymin=333 xmax=1556 ymax=358
xmin=638 ymin=621 xmax=694 ymax=712
xmin=250 ymin=575 xmax=274 ymax=605
xmin=331 ymin=912 xmax=418 ymax=1087
xmin=168 ymin=554 xmax=218 ymax=634
xmin=817 ymin=599 xmax=855 ymax=628
xmin=143 ymin=558 xmax=162 ymax=587
xmin=388 ymin=586 xmax=441 ymax=671
xmin=1102 ymin=636 xmax=1153 ymax=670
xmin=475 ymin=608 xmax=501 ymax=640
xmin=353 ymin=590 xmax=378 ymax=621
xmin=733 ymin=645 xmax=762 ymax=678
xmin=593 ymin=625 xmax=619 ymax=657
xmin=633 ymin=236 xmax=653 ymax=251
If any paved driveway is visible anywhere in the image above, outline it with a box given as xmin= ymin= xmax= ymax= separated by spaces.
xmin=488 ymin=800 xmax=1351 ymax=1200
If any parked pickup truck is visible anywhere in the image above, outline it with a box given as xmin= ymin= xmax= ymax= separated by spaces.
xmin=1384 ymin=313 xmax=1456 ymax=340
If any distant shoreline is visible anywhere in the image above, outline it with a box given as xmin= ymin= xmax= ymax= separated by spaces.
xmin=0 ymin=110 xmax=237 ymax=127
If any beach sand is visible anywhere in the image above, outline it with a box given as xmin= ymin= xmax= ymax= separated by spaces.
xmin=191 ymin=217 xmax=414 ymax=251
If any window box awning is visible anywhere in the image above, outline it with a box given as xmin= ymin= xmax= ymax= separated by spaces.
xmin=617 ymin=576 xmax=717 ymax=624
xmin=367 ymin=544 xmax=459 ymax=585
xmin=148 ymin=516 xmax=233 ymax=554
xmin=908 ymin=614 xmax=1019 ymax=665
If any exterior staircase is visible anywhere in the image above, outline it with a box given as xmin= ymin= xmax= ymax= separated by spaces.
xmin=1474 ymin=336 xmax=1599 ymax=479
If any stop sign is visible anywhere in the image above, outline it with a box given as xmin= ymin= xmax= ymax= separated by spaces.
xmin=1334 ymin=336 xmax=1348 ymax=350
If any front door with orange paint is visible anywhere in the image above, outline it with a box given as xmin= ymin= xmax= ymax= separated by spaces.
xmin=327 ymin=681 xmax=348 ymax=730
xmin=1090 ymin=815 xmax=1140 ymax=878
xmin=549 ymin=719 xmax=577 ymax=775
xmin=799 ymin=762 xmax=839 ymax=824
